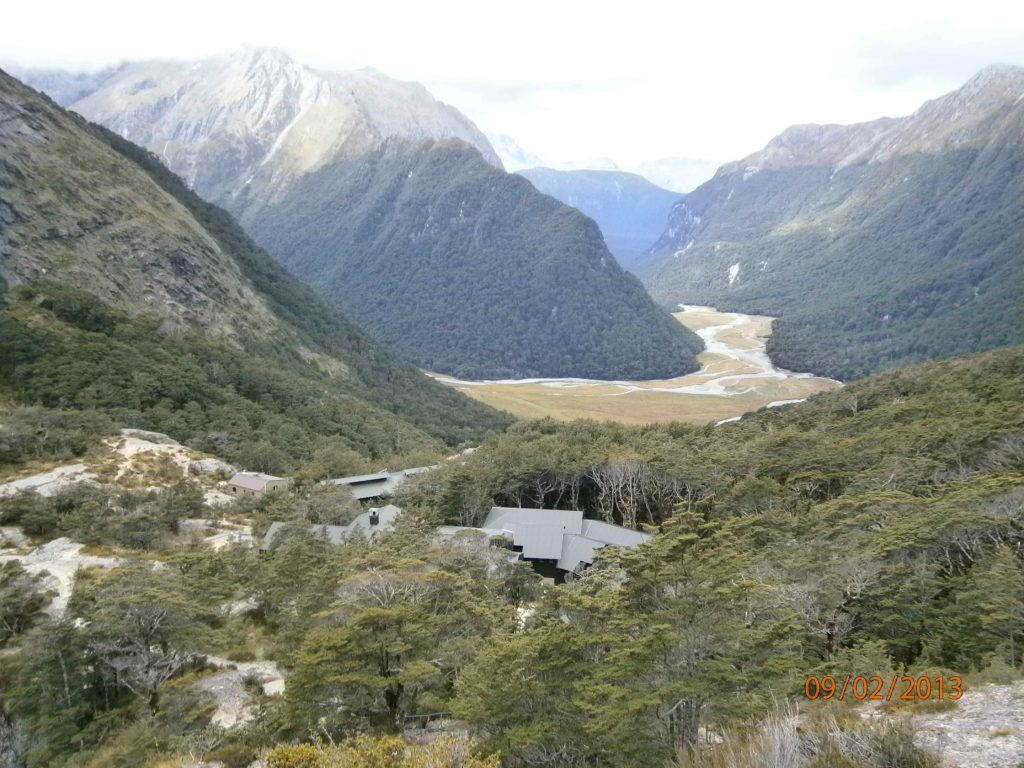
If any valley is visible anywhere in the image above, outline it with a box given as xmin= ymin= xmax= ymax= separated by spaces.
xmin=2 ymin=33 xmax=1023 ymax=768
xmin=432 ymin=305 xmax=840 ymax=423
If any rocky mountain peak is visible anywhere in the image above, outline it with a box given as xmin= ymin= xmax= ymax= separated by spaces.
xmin=960 ymin=62 xmax=1024 ymax=91
xmin=20 ymin=50 xmax=500 ymax=214
xmin=717 ymin=63 xmax=1024 ymax=177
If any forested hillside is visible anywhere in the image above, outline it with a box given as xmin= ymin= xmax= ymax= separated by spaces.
xmin=2 ymin=345 xmax=1021 ymax=766
xmin=24 ymin=52 xmax=705 ymax=381
xmin=246 ymin=139 xmax=704 ymax=380
xmin=518 ymin=167 xmax=681 ymax=269
xmin=640 ymin=65 xmax=1024 ymax=380
xmin=0 ymin=70 xmax=511 ymax=469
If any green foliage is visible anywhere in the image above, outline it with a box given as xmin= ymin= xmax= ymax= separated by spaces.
xmin=0 ymin=282 xmax=509 ymax=468
xmin=267 ymin=744 xmax=323 ymax=768
xmin=2 ymin=348 xmax=1022 ymax=767
xmin=266 ymin=736 xmax=499 ymax=768
xmin=93 ymin=123 xmax=514 ymax=444
xmin=205 ymin=743 xmax=258 ymax=768
xmin=642 ymin=148 xmax=1024 ymax=380
xmin=442 ymin=348 xmax=1024 ymax=764
xmin=286 ymin=531 xmax=515 ymax=736
xmin=0 ymin=482 xmax=204 ymax=549
xmin=0 ymin=407 xmax=114 ymax=473
xmin=0 ymin=72 xmax=511 ymax=466
xmin=0 ymin=562 xmax=53 ymax=646
xmin=245 ymin=140 xmax=703 ymax=380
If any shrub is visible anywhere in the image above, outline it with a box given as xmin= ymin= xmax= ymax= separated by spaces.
xmin=267 ymin=744 xmax=324 ymax=768
xmin=206 ymin=743 xmax=258 ymax=768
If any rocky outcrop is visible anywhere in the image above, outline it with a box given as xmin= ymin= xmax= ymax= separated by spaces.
xmin=188 ymin=458 xmax=236 ymax=476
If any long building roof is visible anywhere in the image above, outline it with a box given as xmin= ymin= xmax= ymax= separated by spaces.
xmin=228 ymin=472 xmax=285 ymax=491
xmin=477 ymin=506 xmax=652 ymax=572
xmin=323 ymin=466 xmax=436 ymax=499
xmin=261 ymin=505 xmax=400 ymax=550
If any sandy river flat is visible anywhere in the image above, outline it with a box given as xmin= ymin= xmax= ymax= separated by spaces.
xmin=430 ymin=306 xmax=841 ymax=425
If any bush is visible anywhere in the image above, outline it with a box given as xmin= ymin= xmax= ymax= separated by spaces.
xmin=206 ymin=743 xmax=258 ymax=768
xmin=267 ymin=744 xmax=324 ymax=768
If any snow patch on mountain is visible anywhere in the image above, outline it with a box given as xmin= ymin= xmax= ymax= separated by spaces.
xmin=728 ymin=263 xmax=741 ymax=286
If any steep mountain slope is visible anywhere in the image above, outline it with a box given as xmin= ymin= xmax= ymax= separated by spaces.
xmin=640 ymin=64 xmax=1024 ymax=380
xmin=0 ymin=69 xmax=511 ymax=465
xmin=246 ymin=139 xmax=703 ymax=380
xmin=518 ymin=168 xmax=681 ymax=270
xmin=23 ymin=48 xmax=500 ymax=215
xmin=25 ymin=50 xmax=702 ymax=380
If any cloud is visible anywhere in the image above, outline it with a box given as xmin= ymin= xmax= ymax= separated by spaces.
xmin=4 ymin=0 xmax=1024 ymax=165
xmin=428 ymin=76 xmax=643 ymax=105
xmin=853 ymin=27 xmax=1024 ymax=88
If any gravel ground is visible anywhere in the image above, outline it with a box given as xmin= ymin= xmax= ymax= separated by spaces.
xmin=914 ymin=681 xmax=1024 ymax=767
xmin=198 ymin=656 xmax=286 ymax=729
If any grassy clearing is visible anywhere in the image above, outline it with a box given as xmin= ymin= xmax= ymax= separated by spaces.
xmin=433 ymin=308 xmax=840 ymax=424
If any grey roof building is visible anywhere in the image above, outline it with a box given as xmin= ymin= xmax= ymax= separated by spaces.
xmin=227 ymin=472 xmax=289 ymax=496
xmin=438 ymin=507 xmax=653 ymax=574
xmin=322 ymin=466 xmax=434 ymax=500
xmin=260 ymin=505 xmax=400 ymax=551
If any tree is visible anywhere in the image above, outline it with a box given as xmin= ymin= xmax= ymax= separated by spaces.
xmin=289 ymin=563 xmax=505 ymax=736
xmin=0 ymin=562 xmax=53 ymax=646
xmin=454 ymin=622 xmax=591 ymax=767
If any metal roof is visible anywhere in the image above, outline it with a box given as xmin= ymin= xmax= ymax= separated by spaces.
xmin=325 ymin=471 xmax=390 ymax=485
xmin=322 ymin=466 xmax=437 ymax=499
xmin=557 ymin=534 xmax=606 ymax=573
xmin=580 ymin=519 xmax=653 ymax=547
xmin=484 ymin=507 xmax=583 ymax=532
xmin=483 ymin=507 xmax=583 ymax=561
xmin=228 ymin=472 xmax=285 ymax=491
xmin=478 ymin=507 xmax=651 ymax=571
xmin=348 ymin=505 xmax=401 ymax=536
xmin=261 ymin=505 xmax=400 ymax=550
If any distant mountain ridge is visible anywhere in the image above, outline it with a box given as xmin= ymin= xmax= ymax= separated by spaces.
xmin=485 ymin=133 xmax=720 ymax=192
xmin=485 ymin=133 xmax=544 ymax=172
xmin=640 ymin=64 xmax=1024 ymax=380
xmin=518 ymin=168 xmax=681 ymax=270
xmin=0 ymin=69 xmax=510 ymax=465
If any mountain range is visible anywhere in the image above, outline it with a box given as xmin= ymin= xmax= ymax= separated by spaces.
xmin=17 ymin=47 xmax=501 ymax=216
xmin=22 ymin=49 xmax=703 ymax=380
xmin=0 ymin=69 xmax=510 ymax=468
xmin=639 ymin=64 xmax=1024 ymax=379
xmin=485 ymin=132 xmax=721 ymax=193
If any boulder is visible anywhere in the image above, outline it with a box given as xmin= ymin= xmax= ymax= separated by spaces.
xmin=120 ymin=428 xmax=178 ymax=444
xmin=189 ymin=458 xmax=237 ymax=476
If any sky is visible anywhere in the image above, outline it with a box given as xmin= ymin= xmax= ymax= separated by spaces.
xmin=4 ymin=0 xmax=1024 ymax=167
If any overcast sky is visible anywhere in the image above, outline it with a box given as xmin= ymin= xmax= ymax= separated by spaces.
xmin=4 ymin=0 xmax=1024 ymax=166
